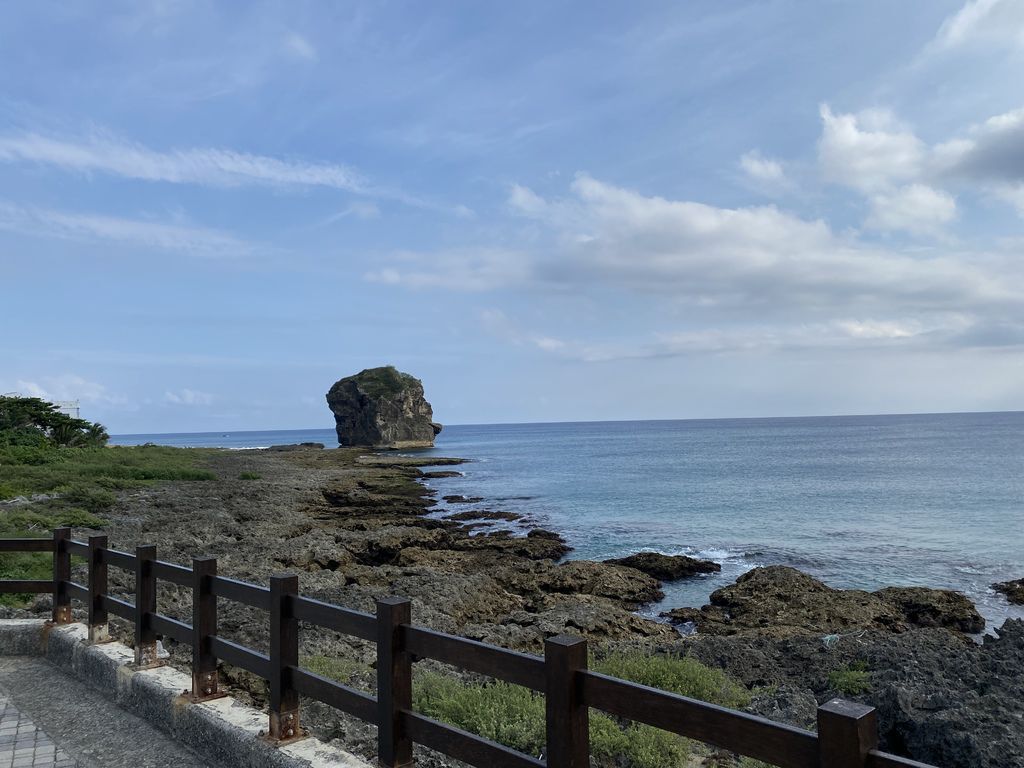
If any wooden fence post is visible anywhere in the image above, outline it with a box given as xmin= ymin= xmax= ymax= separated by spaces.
xmin=51 ymin=527 xmax=71 ymax=624
xmin=191 ymin=556 xmax=221 ymax=700
xmin=87 ymin=535 xmax=108 ymax=643
xmin=134 ymin=544 xmax=160 ymax=668
xmin=377 ymin=597 xmax=412 ymax=768
xmin=818 ymin=699 xmax=878 ymax=768
xmin=269 ymin=573 xmax=300 ymax=741
xmin=545 ymin=635 xmax=589 ymax=768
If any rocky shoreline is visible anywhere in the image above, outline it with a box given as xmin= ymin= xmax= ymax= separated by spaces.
xmin=7 ymin=445 xmax=1022 ymax=767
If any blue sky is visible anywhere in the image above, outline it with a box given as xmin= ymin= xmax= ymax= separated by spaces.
xmin=3 ymin=0 xmax=1024 ymax=432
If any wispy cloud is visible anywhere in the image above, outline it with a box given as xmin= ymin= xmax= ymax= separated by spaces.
xmin=164 ymin=388 xmax=214 ymax=405
xmin=5 ymin=374 xmax=127 ymax=407
xmin=0 ymin=201 xmax=255 ymax=256
xmin=0 ymin=132 xmax=366 ymax=192
xmin=0 ymin=131 xmax=473 ymax=216
xmin=738 ymin=150 xmax=789 ymax=189
xmin=283 ymin=32 xmax=317 ymax=61
xmin=929 ymin=0 xmax=1024 ymax=51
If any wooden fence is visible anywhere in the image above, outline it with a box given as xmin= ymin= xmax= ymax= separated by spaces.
xmin=0 ymin=529 xmax=938 ymax=768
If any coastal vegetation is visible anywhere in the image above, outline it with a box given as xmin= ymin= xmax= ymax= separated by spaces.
xmin=827 ymin=661 xmax=872 ymax=696
xmin=0 ymin=396 xmax=216 ymax=603
xmin=305 ymin=648 xmax=748 ymax=768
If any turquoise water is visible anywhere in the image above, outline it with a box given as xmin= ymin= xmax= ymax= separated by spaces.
xmin=112 ymin=412 xmax=1024 ymax=629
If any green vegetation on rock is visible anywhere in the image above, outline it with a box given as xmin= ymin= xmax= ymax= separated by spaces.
xmin=828 ymin=661 xmax=871 ymax=696
xmin=348 ymin=366 xmax=418 ymax=399
xmin=239 ymin=471 xmax=261 ymax=480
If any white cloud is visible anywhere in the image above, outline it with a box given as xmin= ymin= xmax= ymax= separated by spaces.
xmin=533 ymin=336 xmax=566 ymax=352
xmin=378 ymin=174 xmax=1020 ymax=322
xmin=364 ymin=249 xmax=528 ymax=291
xmin=931 ymin=0 xmax=1024 ymax=50
xmin=866 ymin=184 xmax=957 ymax=236
xmin=0 ymin=201 xmax=254 ymax=256
xmin=509 ymin=184 xmax=549 ymax=216
xmin=935 ymin=107 xmax=1024 ymax=183
xmin=283 ymin=32 xmax=317 ymax=61
xmin=995 ymin=183 xmax=1024 ymax=215
xmin=739 ymin=150 xmax=787 ymax=186
xmin=7 ymin=375 xmax=124 ymax=406
xmin=0 ymin=132 xmax=365 ymax=192
xmin=818 ymin=105 xmax=925 ymax=191
xmin=550 ymin=175 xmax=1010 ymax=310
xmin=164 ymin=388 xmax=215 ymax=406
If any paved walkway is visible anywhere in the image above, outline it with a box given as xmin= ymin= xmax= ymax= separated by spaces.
xmin=0 ymin=658 xmax=213 ymax=768
xmin=0 ymin=696 xmax=75 ymax=768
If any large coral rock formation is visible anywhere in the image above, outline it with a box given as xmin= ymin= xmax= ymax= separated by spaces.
xmin=326 ymin=366 xmax=442 ymax=449
xmin=663 ymin=566 xmax=984 ymax=636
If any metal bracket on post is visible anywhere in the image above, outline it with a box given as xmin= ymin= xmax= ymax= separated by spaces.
xmin=51 ymin=528 xmax=72 ymax=625
xmin=190 ymin=556 xmax=225 ymax=702
xmin=133 ymin=544 xmax=163 ymax=669
xmin=267 ymin=573 xmax=304 ymax=743
xmin=87 ymin=535 xmax=111 ymax=644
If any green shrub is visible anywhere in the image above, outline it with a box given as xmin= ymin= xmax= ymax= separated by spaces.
xmin=828 ymin=662 xmax=871 ymax=696
xmin=302 ymin=655 xmax=364 ymax=684
xmin=59 ymin=485 xmax=116 ymax=514
xmin=412 ymin=671 xmax=692 ymax=768
xmin=0 ymin=546 xmax=51 ymax=607
xmin=239 ymin=471 xmax=261 ymax=480
xmin=592 ymin=650 xmax=751 ymax=709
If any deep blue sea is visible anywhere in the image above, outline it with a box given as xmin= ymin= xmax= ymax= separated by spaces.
xmin=112 ymin=412 xmax=1024 ymax=631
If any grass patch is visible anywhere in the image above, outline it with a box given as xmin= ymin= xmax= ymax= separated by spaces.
xmin=407 ymin=650 xmax=752 ymax=768
xmin=0 ymin=442 xmax=216 ymax=604
xmin=828 ymin=661 xmax=871 ymax=696
xmin=413 ymin=671 xmax=690 ymax=768
xmin=592 ymin=649 xmax=751 ymax=710
xmin=239 ymin=471 xmax=261 ymax=480
xmin=302 ymin=655 xmax=365 ymax=684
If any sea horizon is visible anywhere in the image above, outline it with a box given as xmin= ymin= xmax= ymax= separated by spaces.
xmin=110 ymin=407 xmax=1024 ymax=442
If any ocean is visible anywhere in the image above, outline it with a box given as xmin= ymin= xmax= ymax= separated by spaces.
xmin=111 ymin=411 xmax=1024 ymax=631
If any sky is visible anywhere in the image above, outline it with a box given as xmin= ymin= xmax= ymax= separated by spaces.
xmin=2 ymin=0 xmax=1024 ymax=433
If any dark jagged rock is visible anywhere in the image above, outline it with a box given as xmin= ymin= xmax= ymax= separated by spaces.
xmin=875 ymin=586 xmax=985 ymax=634
xmin=674 ymin=621 xmax=1024 ymax=768
xmin=266 ymin=442 xmax=324 ymax=451
xmin=326 ymin=366 xmax=442 ymax=449
xmin=993 ymin=578 xmax=1024 ymax=605
xmin=422 ymin=471 xmax=463 ymax=479
xmin=604 ymin=551 xmax=721 ymax=580
xmin=662 ymin=566 xmax=984 ymax=637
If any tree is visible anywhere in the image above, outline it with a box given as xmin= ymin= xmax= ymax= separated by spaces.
xmin=0 ymin=397 xmax=109 ymax=448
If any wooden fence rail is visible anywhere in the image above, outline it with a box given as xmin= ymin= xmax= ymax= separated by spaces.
xmin=0 ymin=529 xmax=939 ymax=768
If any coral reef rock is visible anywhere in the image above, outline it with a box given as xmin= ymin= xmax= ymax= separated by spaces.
xmin=663 ymin=566 xmax=984 ymax=636
xmin=326 ymin=366 xmax=442 ymax=449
